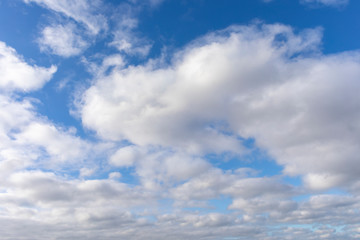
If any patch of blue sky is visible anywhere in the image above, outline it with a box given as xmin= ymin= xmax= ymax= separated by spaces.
xmin=292 ymin=188 xmax=351 ymax=202
xmin=208 ymin=195 xmax=233 ymax=213
xmin=84 ymin=165 xmax=140 ymax=185
xmin=156 ymin=198 xmax=174 ymax=212
xmin=283 ymin=175 xmax=303 ymax=187
xmin=0 ymin=1 xmax=46 ymax=59
xmin=28 ymin=60 xmax=93 ymax=138
xmin=180 ymin=196 xmax=244 ymax=215
xmin=292 ymin=193 xmax=313 ymax=202
xmin=138 ymin=0 xmax=360 ymax=56
xmin=0 ymin=2 xmax=91 ymax=138
xmin=24 ymin=165 xmax=80 ymax=180
xmin=206 ymin=139 xmax=283 ymax=178
xmin=274 ymin=223 xmax=315 ymax=231
xmin=324 ymin=188 xmax=351 ymax=196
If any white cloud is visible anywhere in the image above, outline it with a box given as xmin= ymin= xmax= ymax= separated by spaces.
xmin=25 ymin=0 xmax=154 ymax=57
xmin=110 ymin=145 xmax=210 ymax=189
xmin=13 ymin=122 xmax=90 ymax=166
xmin=38 ymin=23 xmax=89 ymax=57
xmin=109 ymin=145 xmax=139 ymax=167
xmin=0 ymin=41 xmax=56 ymax=92
xmin=2 ymin=12 xmax=360 ymax=237
xmin=0 ymin=98 xmax=91 ymax=174
xmin=2 ymin=167 xmax=358 ymax=239
xmin=109 ymin=14 xmax=152 ymax=57
xmin=80 ymin=23 xmax=360 ymax=191
xmin=301 ymin=0 xmax=349 ymax=7
xmin=80 ymin=167 xmax=95 ymax=177
xmin=110 ymin=26 xmax=152 ymax=57
xmin=24 ymin=0 xmax=107 ymax=34
xmin=0 ymin=42 xmax=90 ymax=171
xmin=108 ymin=171 xmax=122 ymax=179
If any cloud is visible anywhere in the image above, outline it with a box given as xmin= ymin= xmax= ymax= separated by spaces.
xmin=266 ymin=0 xmax=349 ymax=7
xmin=0 ymin=41 xmax=56 ymax=92
xmin=25 ymin=0 xmax=156 ymax=58
xmin=109 ymin=145 xmax=139 ymax=167
xmin=130 ymin=0 xmax=166 ymax=7
xmin=109 ymin=145 xmax=211 ymax=189
xmin=79 ymin=23 xmax=360 ymax=192
xmin=2 ymin=9 xmax=360 ymax=237
xmin=0 ymin=96 xmax=92 ymax=175
xmin=1 ymin=167 xmax=358 ymax=239
xmin=23 ymin=0 xmax=107 ymax=34
xmin=109 ymin=16 xmax=152 ymax=57
xmin=38 ymin=23 xmax=89 ymax=57
xmin=0 ymin=42 xmax=91 ymax=173
xmin=300 ymin=0 xmax=349 ymax=7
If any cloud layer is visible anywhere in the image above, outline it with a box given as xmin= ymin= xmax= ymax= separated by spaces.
xmin=1 ymin=0 xmax=360 ymax=239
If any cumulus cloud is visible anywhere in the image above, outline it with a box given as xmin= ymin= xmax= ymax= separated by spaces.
xmin=109 ymin=145 xmax=211 ymax=191
xmin=2 ymin=13 xmax=360 ymax=237
xmin=0 ymin=41 xmax=91 ymax=172
xmin=0 ymin=96 xmax=91 ymax=174
xmin=79 ymin=23 xmax=360 ymax=192
xmin=0 ymin=41 xmax=56 ymax=92
xmin=38 ymin=23 xmax=89 ymax=57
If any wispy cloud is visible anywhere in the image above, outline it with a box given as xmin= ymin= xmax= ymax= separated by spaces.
xmin=38 ymin=22 xmax=89 ymax=57
xmin=300 ymin=0 xmax=349 ymax=7
xmin=26 ymin=0 xmax=154 ymax=58
xmin=23 ymin=0 xmax=107 ymax=34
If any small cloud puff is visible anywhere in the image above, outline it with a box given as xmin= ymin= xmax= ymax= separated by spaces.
xmin=38 ymin=23 xmax=89 ymax=57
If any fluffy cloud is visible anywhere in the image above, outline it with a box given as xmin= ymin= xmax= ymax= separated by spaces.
xmin=2 ymin=7 xmax=360 ymax=236
xmin=0 ymin=95 xmax=92 ymax=173
xmin=38 ymin=23 xmax=89 ymax=57
xmin=0 ymin=41 xmax=56 ymax=92
xmin=80 ymin=23 xmax=360 ymax=192
xmin=0 ymin=40 xmax=91 ymax=172
xmin=0 ymin=168 xmax=359 ymax=240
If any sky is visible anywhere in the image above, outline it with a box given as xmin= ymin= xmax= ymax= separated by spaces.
xmin=0 ymin=0 xmax=360 ymax=239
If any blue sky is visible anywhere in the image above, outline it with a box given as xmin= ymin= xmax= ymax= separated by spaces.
xmin=1 ymin=0 xmax=360 ymax=239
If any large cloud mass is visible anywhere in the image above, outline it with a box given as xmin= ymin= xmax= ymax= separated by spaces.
xmin=80 ymin=24 xmax=360 ymax=191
